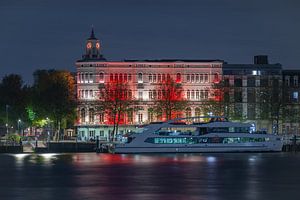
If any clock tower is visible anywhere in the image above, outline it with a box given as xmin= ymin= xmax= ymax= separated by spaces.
xmin=83 ymin=28 xmax=105 ymax=60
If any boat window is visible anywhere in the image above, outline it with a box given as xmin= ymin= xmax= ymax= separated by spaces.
xmin=208 ymin=127 xmax=229 ymax=133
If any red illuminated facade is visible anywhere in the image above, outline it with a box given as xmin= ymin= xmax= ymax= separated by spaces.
xmin=76 ymin=29 xmax=222 ymax=141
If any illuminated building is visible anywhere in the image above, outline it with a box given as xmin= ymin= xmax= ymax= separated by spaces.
xmin=76 ymin=29 xmax=222 ymax=141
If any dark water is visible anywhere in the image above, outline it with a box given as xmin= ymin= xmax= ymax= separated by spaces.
xmin=0 ymin=153 xmax=300 ymax=200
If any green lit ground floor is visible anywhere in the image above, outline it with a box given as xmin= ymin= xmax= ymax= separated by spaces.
xmin=76 ymin=125 xmax=139 ymax=141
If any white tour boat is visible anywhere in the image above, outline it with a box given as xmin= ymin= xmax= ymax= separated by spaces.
xmin=113 ymin=116 xmax=283 ymax=153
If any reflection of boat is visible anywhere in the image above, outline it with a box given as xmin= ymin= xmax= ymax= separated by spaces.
xmin=113 ymin=116 xmax=283 ymax=153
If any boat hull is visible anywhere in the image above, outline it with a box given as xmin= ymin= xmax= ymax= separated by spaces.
xmin=114 ymin=142 xmax=283 ymax=154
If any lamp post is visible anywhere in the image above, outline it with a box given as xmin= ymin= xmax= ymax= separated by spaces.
xmin=18 ymin=119 xmax=21 ymax=135
xmin=5 ymin=105 xmax=9 ymax=135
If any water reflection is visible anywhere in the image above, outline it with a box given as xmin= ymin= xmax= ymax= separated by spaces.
xmin=1 ymin=153 xmax=300 ymax=200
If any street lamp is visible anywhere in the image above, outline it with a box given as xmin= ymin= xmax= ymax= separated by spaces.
xmin=17 ymin=119 xmax=21 ymax=135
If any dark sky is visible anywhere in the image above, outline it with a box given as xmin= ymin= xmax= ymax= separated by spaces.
xmin=0 ymin=0 xmax=300 ymax=84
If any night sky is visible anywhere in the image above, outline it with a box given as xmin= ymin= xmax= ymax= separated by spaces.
xmin=0 ymin=0 xmax=299 ymax=84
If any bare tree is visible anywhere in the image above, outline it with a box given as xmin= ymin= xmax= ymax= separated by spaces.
xmin=97 ymin=80 xmax=135 ymax=141
xmin=151 ymin=78 xmax=187 ymax=120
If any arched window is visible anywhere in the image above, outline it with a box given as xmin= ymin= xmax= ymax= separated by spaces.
xmin=162 ymin=74 xmax=166 ymax=82
xmin=114 ymin=73 xmax=118 ymax=82
xmin=196 ymin=74 xmax=199 ymax=82
xmin=200 ymin=74 xmax=204 ymax=83
xmin=153 ymin=74 xmax=157 ymax=82
xmin=195 ymin=107 xmax=201 ymax=116
xmin=85 ymin=90 xmax=88 ymax=99
xmin=119 ymin=73 xmax=123 ymax=82
xmin=191 ymin=90 xmax=195 ymax=99
xmin=110 ymin=74 xmax=113 ymax=82
xmin=89 ymin=108 xmax=94 ymax=123
xmin=128 ymin=74 xmax=132 ymax=81
xmin=186 ymin=107 xmax=192 ymax=118
xmin=158 ymin=74 xmax=161 ymax=82
xmin=176 ymin=73 xmax=181 ymax=82
xmin=85 ymin=73 xmax=89 ymax=83
xmin=124 ymin=73 xmax=128 ymax=82
xmin=204 ymin=74 xmax=209 ymax=83
xmin=81 ymin=108 xmax=86 ymax=123
xmin=191 ymin=74 xmax=195 ymax=82
xmin=138 ymin=73 xmax=143 ymax=83
xmin=187 ymin=90 xmax=190 ymax=99
xmin=213 ymin=73 xmax=219 ymax=83
xmin=196 ymin=90 xmax=200 ymax=100
xmin=187 ymin=74 xmax=190 ymax=82
xmin=99 ymin=72 xmax=104 ymax=83
xmin=89 ymin=73 xmax=93 ymax=83
xmin=167 ymin=74 xmax=171 ymax=81
xmin=99 ymin=112 xmax=104 ymax=123
xmin=149 ymin=74 xmax=152 ymax=83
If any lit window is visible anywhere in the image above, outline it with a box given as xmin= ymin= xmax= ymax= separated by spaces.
xmin=252 ymin=70 xmax=257 ymax=75
xmin=99 ymin=72 xmax=104 ymax=83
xmin=176 ymin=73 xmax=181 ymax=82
xmin=187 ymin=74 xmax=190 ymax=82
xmin=293 ymin=91 xmax=298 ymax=100
xmin=149 ymin=74 xmax=152 ymax=82
xmin=138 ymin=73 xmax=143 ymax=83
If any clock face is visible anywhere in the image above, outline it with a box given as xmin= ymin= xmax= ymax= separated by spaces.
xmin=96 ymin=42 xmax=100 ymax=49
xmin=87 ymin=42 xmax=92 ymax=49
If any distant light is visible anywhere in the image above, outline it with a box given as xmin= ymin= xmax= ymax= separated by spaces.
xmin=207 ymin=156 xmax=216 ymax=163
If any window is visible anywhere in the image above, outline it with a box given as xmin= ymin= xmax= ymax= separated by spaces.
xmin=186 ymin=108 xmax=192 ymax=118
xmin=153 ymin=74 xmax=157 ymax=82
xmin=148 ymin=109 xmax=154 ymax=122
xmin=285 ymin=76 xmax=290 ymax=86
xmin=204 ymin=74 xmax=209 ymax=82
xmin=187 ymin=90 xmax=190 ymax=99
xmin=191 ymin=90 xmax=195 ymax=99
xmin=196 ymin=90 xmax=200 ymax=100
xmin=89 ymin=108 xmax=94 ymax=123
xmin=89 ymin=90 xmax=93 ymax=98
xmin=89 ymin=73 xmax=93 ymax=83
xmin=99 ymin=72 xmax=104 ymax=83
xmin=81 ymin=108 xmax=85 ymax=123
xmin=195 ymin=107 xmax=201 ymax=117
xmin=149 ymin=90 xmax=153 ymax=99
xmin=128 ymin=74 xmax=132 ymax=82
xmin=200 ymin=90 xmax=204 ymax=99
xmin=213 ymin=73 xmax=219 ymax=83
xmin=85 ymin=90 xmax=88 ymax=99
xmin=119 ymin=73 xmax=123 ymax=82
xmin=77 ymin=73 xmax=81 ymax=83
xmin=127 ymin=110 xmax=133 ymax=123
xmin=234 ymin=78 xmax=243 ymax=87
xmin=162 ymin=74 xmax=166 ymax=82
xmin=85 ymin=73 xmax=89 ymax=83
xmin=294 ymin=76 xmax=298 ymax=87
xmin=176 ymin=73 xmax=181 ymax=82
xmin=293 ymin=91 xmax=299 ymax=101
xmin=138 ymin=73 xmax=143 ymax=83
xmin=191 ymin=74 xmax=195 ymax=82
xmin=99 ymin=113 xmax=104 ymax=123
xmin=99 ymin=131 xmax=104 ymax=137
xmin=204 ymin=91 xmax=208 ymax=99
xmin=115 ymin=73 xmax=118 ymax=82
xmin=110 ymin=74 xmax=113 ymax=82
xmin=89 ymin=130 xmax=95 ymax=138
xmin=124 ymin=73 xmax=128 ymax=82
xmin=196 ymin=74 xmax=199 ymax=82
xmin=187 ymin=74 xmax=190 ymax=82
xmin=158 ymin=74 xmax=161 ymax=82
xmin=138 ymin=91 xmax=143 ymax=100
xmin=149 ymin=74 xmax=152 ymax=82
xmin=138 ymin=113 xmax=143 ymax=123
xmin=200 ymin=74 xmax=204 ymax=83
xmin=167 ymin=74 xmax=171 ymax=81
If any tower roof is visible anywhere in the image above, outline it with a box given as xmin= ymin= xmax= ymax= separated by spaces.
xmin=88 ymin=27 xmax=97 ymax=40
